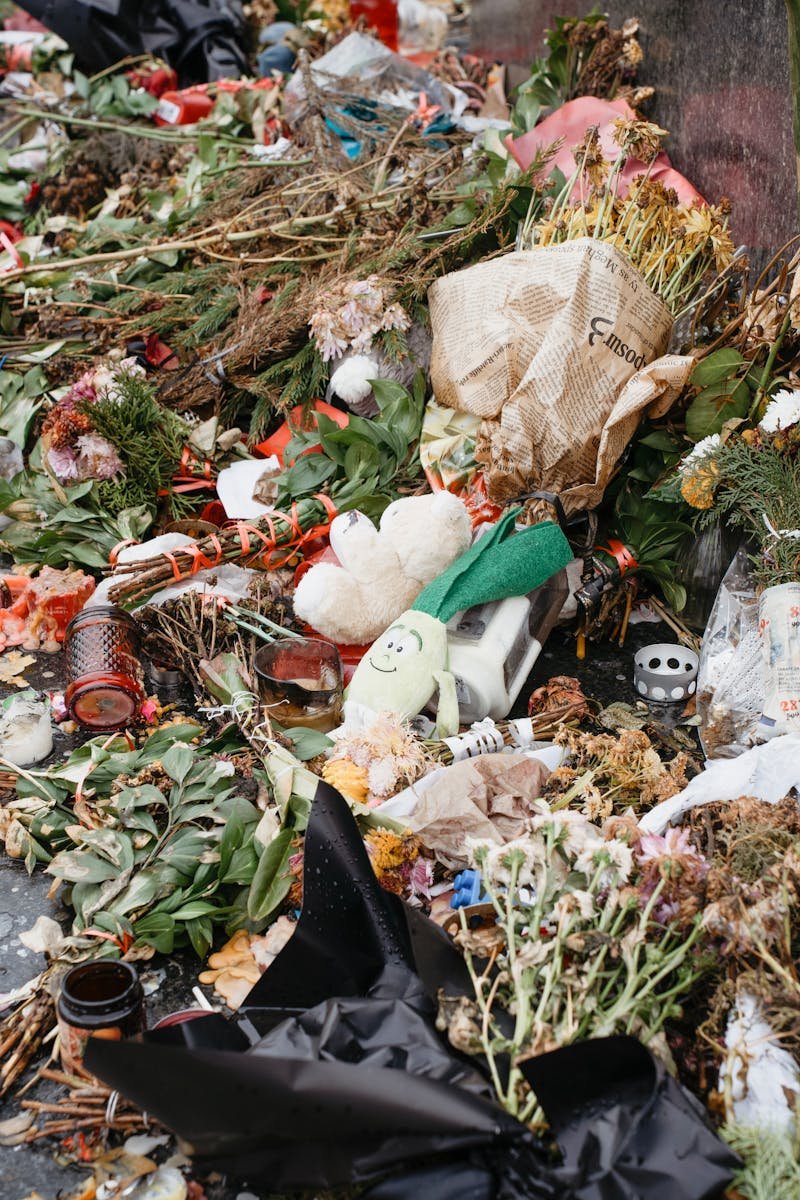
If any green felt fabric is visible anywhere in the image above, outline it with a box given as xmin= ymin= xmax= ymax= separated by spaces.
xmin=412 ymin=512 xmax=572 ymax=624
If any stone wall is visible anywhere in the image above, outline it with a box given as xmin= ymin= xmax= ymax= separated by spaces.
xmin=470 ymin=0 xmax=797 ymax=260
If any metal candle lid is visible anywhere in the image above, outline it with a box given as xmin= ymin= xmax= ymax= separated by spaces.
xmin=633 ymin=642 xmax=699 ymax=704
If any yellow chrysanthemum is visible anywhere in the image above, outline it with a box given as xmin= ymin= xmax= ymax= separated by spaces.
xmin=680 ymin=461 xmax=720 ymax=509
xmin=322 ymin=758 xmax=369 ymax=805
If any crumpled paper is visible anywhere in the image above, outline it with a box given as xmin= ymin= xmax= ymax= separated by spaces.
xmin=397 ymin=753 xmax=550 ymax=867
xmin=429 ymin=241 xmax=693 ymax=513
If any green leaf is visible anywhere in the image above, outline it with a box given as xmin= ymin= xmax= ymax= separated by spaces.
xmin=690 ymin=348 xmax=744 ymax=388
xmin=161 ymin=741 xmax=195 ymax=784
xmin=145 ymin=722 xmax=204 ymax=756
xmin=514 ymin=92 xmax=542 ymax=133
xmin=47 ymin=850 xmax=119 ymax=884
xmin=685 ymin=378 xmax=750 ymax=440
xmin=169 ymin=900 xmax=220 ymax=920
xmin=221 ymin=844 xmax=259 ymax=885
xmin=247 ymin=829 xmax=294 ymax=922
xmin=639 ymin=430 xmax=683 ymax=453
xmin=73 ymin=70 xmax=90 ymax=99
xmin=344 ymin=441 xmax=380 ymax=481
xmin=77 ymin=829 xmax=135 ymax=871
xmin=284 ymin=727 xmax=334 ymax=761
xmin=282 ymin=453 xmax=336 ymax=496
xmin=132 ymin=911 xmax=175 ymax=954
xmin=186 ymin=915 xmax=213 ymax=958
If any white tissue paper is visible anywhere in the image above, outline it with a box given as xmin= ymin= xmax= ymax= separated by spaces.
xmin=719 ymin=991 xmax=800 ymax=1132
xmin=639 ymin=733 xmax=800 ymax=834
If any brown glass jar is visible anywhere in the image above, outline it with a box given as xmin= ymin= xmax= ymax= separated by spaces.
xmin=57 ymin=961 xmax=145 ymax=1076
xmin=64 ymin=606 xmax=145 ymax=730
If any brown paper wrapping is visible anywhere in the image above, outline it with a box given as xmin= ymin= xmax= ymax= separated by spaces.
xmin=429 ymin=239 xmax=694 ymax=513
xmin=405 ymin=753 xmax=549 ymax=868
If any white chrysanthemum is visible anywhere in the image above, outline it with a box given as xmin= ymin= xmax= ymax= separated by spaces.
xmin=679 ymin=433 xmax=721 ymax=473
xmin=759 ymin=388 xmax=800 ymax=433
xmin=366 ymin=757 xmax=398 ymax=798
xmin=575 ymin=838 xmax=633 ymax=886
xmin=483 ymin=837 xmax=543 ymax=889
xmin=552 ymin=888 xmax=596 ymax=923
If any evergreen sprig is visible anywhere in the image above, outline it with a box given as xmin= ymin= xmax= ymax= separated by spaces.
xmin=77 ymin=371 xmax=190 ymax=518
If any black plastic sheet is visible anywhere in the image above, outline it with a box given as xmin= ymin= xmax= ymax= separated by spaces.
xmin=17 ymin=0 xmax=248 ymax=83
xmin=86 ymin=782 xmax=738 ymax=1198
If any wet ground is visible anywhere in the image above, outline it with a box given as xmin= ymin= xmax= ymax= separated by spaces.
xmin=0 ymin=617 xmax=685 ymax=1199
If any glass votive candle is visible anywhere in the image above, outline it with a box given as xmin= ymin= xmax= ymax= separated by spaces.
xmin=57 ymin=960 xmax=145 ymax=1077
xmin=64 ymin=606 xmax=145 ymax=730
xmin=254 ymin=637 xmax=343 ymax=732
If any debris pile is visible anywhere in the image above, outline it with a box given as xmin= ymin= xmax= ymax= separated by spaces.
xmin=0 ymin=4 xmax=799 ymax=1199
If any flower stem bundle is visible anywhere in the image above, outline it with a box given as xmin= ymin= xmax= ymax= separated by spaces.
xmin=518 ymin=119 xmax=734 ymax=315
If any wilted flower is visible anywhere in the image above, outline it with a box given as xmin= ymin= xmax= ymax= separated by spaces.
xmin=74 ymin=433 xmax=124 ymax=481
xmin=611 ymin=117 xmax=668 ymax=161
xmin=45 ymin=445 xmax=80 ymax=482
xmin=636 ymin=826 xmax=708 ymax=925
xmin=326 ymin=711 xmax=428 ymax=805
xmin=481 ymin=837 xmax=543 ymax=890
xmin=309 ymin=277 xmax=410 ymax=362
xmin=575 ymin=838 xmax=633 ymax=887
xmin=574 ymin=125 xmax=608 ymax=191
xmin=552 ymin=888 xmax=596 ymax=923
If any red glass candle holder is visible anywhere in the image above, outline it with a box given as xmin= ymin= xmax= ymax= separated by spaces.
xmin=64 ymin=606 xmax=145 ymax=730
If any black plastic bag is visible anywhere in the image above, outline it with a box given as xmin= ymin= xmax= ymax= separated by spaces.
xmin=17 ymin=0 xmax=248 ymax=83
xmin=86 ymin=783 xmax=737 ymax=1199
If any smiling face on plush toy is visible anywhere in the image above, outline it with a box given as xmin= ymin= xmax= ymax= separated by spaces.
xmin=346 ymin=609 xmax=449 ymax=723
xmin=367 ymin=622 xmax=424 ymax=674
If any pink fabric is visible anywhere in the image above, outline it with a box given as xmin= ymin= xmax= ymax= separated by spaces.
xmin=507 ymin=96 xmax=704 ymax=206
xmin=4 ymin=12 xmax=47 ymax=31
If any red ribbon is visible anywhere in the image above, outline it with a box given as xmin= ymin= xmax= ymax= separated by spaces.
xmin=596 ymin=539 xmax=638 ymax=575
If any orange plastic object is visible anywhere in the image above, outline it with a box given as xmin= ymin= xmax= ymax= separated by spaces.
xmin=154 ymin=91 xmax=214 ymax=126
xmin=506 ymin=96 xmax=704 ymax=206
xmin=255 ymin=401 xmax=349 ymax=466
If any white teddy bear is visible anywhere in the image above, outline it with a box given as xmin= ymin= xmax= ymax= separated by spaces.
xmin=293 ymin=491 xmax=472 ymax=646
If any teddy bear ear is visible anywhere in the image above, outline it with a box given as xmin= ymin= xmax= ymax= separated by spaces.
xmin=430 ymin=491 xmax=467 ymax=521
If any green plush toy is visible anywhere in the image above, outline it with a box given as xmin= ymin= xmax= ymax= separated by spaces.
xmin=343 ymin=512 xmax=572 ymax=735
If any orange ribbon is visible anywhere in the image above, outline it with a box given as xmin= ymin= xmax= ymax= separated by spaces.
xmin=596 ymin=539 xmax=638 ymax=575
xmin=155 ymin=494 xmax=339 ymax=581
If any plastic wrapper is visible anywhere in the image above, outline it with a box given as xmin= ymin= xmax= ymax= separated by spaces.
xmin=719 ymin=991 xmax=800 ymax=1133
xmin=398 ymin=0 xmax=448 ymax=54
xmin=284 ymin=31 xmax=458 ymax=125
xmin=674 ymin=523 xmax=739 ymax=632
xmin=697 ymin=547 xmax=764 ymax=757
xmin=419 ymin=401 xmax=502 ymax=527
xmin=86 ymin=783 xmax=737 ymax=1198
xmin=506 ymin=97 xmax=703 ymax=207
xmin=17 ymin=0 xmax=248 ymax=83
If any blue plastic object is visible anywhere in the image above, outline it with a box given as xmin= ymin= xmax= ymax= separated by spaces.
xmin=450 ymin=869 xmax=489 ymax=910
xmin=258 ymin=43 xmax=297 ymax=74
xmin=259 ymin=21 xmax=297 ymax=45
